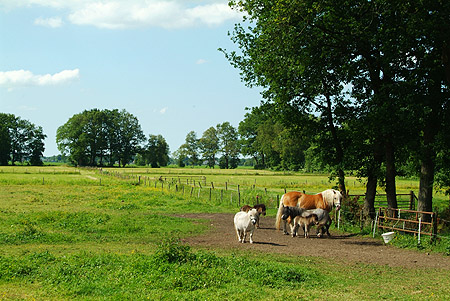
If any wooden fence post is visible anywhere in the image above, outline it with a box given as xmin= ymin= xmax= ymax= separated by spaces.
xmin=432 ymin=210 xmax=438 ymax=244
xmin=238 ymin=185 xmax=241 ymax=206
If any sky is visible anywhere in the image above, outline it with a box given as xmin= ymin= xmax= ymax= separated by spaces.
xmin=0 ymin=0 xmax=262 ymax=156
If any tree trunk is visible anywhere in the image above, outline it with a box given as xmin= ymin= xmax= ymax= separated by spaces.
xmin=337 ymin=168 xmax=347 ymax=197
xmin=364 ymin=147 xmax=383 ymax=219
xmin=364 ymin=171 xmax=378 ymax=220
xmin=417 ymin=107 xmax=439 ymax=222
xmin=443 ymin=42 xmax=450 ymax=85
xmin=385 ymin=137 xmax=397 ymax=210
xmin=324 ymin=92 xmax=346 ymax=196
xmin=418 ymin=156 xmax=434 ymax=221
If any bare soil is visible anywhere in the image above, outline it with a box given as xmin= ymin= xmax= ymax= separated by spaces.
xmin=180 ymin=213 xmax=450 ymax=269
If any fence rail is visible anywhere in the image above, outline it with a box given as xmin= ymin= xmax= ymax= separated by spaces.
xmin=376 ymin=207 xmax=438 ymax=241
xmin=349 ymin=191 xmax=417 ymax=210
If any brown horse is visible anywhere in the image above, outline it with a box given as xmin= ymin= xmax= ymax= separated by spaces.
xmin=275 ymin=189 xmax=342 ymax=235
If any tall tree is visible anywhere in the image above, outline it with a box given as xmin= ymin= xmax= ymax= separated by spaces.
xmin=57 ymin=111 xmax=91 ymax=166
xmin=238 ymin=107 xmax=268 ymax=168
xmin=27 ymin=125 xmax=46 ymax=166
xmin=225 ymin=0 xmax=450 ymax=212
xmin=56 ymin=109 xmax=145 ymax=167
xmin=0 ymin=115 xmax=12 ymax=165
xmin=199 ymin=127 xmax=219 ymax=168
xmin=144 ymin=134 xmax=170 ymax=168
xmin=114 ymin=110 xmax=145 ymax=167
xmin=0 ymin=113 xmax=46 ymax=166
xmin=216 ymin=122 xmax=240 ymax=169
xmin=180 ymin=131 xmax=200 ymax=166
xmin=223 ymin=0 xmax=350 ymax=194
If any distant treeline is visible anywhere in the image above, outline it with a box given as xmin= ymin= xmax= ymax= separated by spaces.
xmin=0 ymin=113 xmax=46 ymax=166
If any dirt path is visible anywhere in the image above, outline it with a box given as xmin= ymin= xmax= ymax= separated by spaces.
xmin=180 ymin=213 xmax=450 ymax=269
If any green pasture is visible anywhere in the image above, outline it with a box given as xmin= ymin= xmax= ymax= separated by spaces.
xmin=100 ymin=166 xmax=448 ymax=209
xmin=1 ymin=166 xmax=450 ymax=300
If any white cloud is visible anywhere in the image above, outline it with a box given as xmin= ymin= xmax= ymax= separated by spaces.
xmin=18 ymin=105 xmax=38 ymax=111
xmin=34 ymin=16 xmax=63 ymax=28
xmin=0 ymin=69 xmax=80 ymax=89
xmin=1 ymin=1 xmax=242 ymax=29
xmin=196 ymin=59 xmax=207 ymax=65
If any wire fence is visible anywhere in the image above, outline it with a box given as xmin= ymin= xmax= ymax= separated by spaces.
xmin=96 ymin=168 xmax=450 ymax=243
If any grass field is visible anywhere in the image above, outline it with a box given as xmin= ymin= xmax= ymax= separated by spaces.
xmin=1 ymin=166 xmax=450 ymax=300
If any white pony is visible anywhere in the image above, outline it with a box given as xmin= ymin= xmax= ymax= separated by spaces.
xmin=234 ymin=208 xmax=259 ymax=244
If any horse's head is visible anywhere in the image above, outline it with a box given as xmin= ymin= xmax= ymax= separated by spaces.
xmin=249 ymin=208 xmax=259 ymax=225
xmin=255 ymin=204 xmax=267 ymax=216
xmin=323 ymin=189 xmax=342 ymax=211
xmin=311 ymin=214 xmax=319 ymax=225
xmin=281 ymin=206 xmax=292 ymax=220
xmin=333 ymin=190 xmax=342 ymax=211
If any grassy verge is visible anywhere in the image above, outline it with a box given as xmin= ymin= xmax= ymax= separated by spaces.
xmin=1 ymin=240 xmax=450 ymax=300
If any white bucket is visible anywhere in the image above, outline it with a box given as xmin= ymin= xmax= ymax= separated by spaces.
xmin=381 ymin=231 xmax=395 ymax=244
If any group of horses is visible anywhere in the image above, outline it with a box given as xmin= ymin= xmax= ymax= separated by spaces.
xmin=233 ymin=189 xmax=342 ymax=243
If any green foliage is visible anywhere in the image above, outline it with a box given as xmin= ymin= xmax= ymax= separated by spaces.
xmin=138 ymin=134 xmax=170 ymax=167
xmin=0 ymin=113 xmax=46 ymax=166
xmin=199 ymin=127 xmax=219 ymax=168
xmin=225 ymin=0 xmax=450 ymax=221
xmin=56 ymin=109 xmax=145 ymax=167
xmin=153 ymin=237 xmax=194 ymax=264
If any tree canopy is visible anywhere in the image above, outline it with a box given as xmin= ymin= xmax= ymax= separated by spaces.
xmin=56 ymin=109 xmax=145 ymax=167
xmin=223 ymin=0 xmax=450 ymax=216
xmin=0 ymin=113 xmax=46 ymax=166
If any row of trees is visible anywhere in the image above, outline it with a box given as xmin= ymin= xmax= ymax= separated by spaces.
xmin=221 ymin=0 xmax=450 ymax=218
xmin=0 ymin=113 xmax=46 ymax=166
xmin=173 ymin=122 xmax=241 ymax=169
xmin=56 ymin=109 xmax=169 ymax=168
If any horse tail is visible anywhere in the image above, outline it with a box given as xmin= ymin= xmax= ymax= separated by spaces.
xmin=275 ymin=195 xmax=285 ymax=230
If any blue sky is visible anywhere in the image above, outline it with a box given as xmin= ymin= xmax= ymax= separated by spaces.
xmin=0 ymin=0 xmax=262 ymax=156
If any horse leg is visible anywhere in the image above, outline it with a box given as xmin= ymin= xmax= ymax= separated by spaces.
xmin=316 ymin=225 xmax=322 ymax=238
xmin=305 ymin=224 xmax=310 ymax=238
xmin=236 ymin=229 xmax=242 ymax=242
xmin=249 ymin=230 xmax=254 ymax=244
xmin=289 ymin=221 xmax=297 ymax=237
xmin=326 ymin=220 xmax=331 ymax=237
xmin=292 ymin=223 xmax=300 ymax=237
xmin=282 ymin=219 xmax=289 ymax=235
